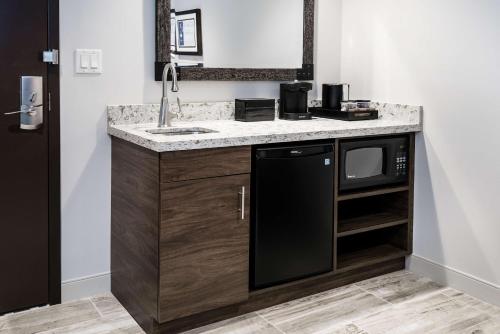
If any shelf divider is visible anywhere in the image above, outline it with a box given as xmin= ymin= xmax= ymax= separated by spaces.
xmin=338 ymin=212 xmax=408 ymax=238
xmin=337 ymin=185 xmax=409 ymax=202
xmin=336 ymin=244 xmax=408 ymax=273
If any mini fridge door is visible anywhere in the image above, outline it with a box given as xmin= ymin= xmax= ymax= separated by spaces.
xmin=251 ymin=144 xmax=334 ymax=289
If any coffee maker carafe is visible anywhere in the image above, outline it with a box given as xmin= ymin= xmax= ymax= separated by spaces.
xmin=279 ymin=82 xmax=313 ymax=120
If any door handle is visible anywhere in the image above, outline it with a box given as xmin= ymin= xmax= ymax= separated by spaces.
xmin=238 ymin=186 xmax=246 ymax=220
xmin=4 ymin=104 xmax=42 ymax=116
xmin=5 ymin=77 xmax=44 ymax=130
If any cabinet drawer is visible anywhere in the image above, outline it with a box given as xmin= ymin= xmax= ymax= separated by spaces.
xmin=159 ymin=174 xmax=250 ymax=322
xmin=161 ymin=146 xmax=251 ymax=183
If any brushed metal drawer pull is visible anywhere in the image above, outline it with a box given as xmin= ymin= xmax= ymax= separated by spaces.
xmin=238 ymin=186 xmax=246 ymax=220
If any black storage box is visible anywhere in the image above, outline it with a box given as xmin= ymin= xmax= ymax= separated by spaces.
xmin=235 ymin=98 xmax=275 ymax=122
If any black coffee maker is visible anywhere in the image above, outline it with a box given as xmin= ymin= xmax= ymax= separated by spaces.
xmin=279 ymin=82 xmax=313 ymax=120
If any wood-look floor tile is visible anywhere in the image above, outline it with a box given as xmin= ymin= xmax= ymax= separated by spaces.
xmin=0 ymin=300 xmax=100 ymax=334
xmin=428 ymin=312 xmax=493 ymax=334
xmin=316 ymin=323 xmax=369 ymax=334
xmin=354 ymin=270 xmax=443 ymax=304
xmin=259 ymin=285 xmax=390 ymax=334
xmin=37 ymin=311 xmax=143 ymax=334
xmin=181 ymin=313 xmax=281 ymax=334
xmin=454 ymin=317 xmax=500 ymax=334
xmin=90 ymin=294 xmax=129 ymax=317
xmin=0 ymin=273 xmax=497 ymax=334
xmin=441 ymin=287 xmax=464 ymax=298
xmin=353 ymin=292 xmax=489 ymax=334
xmin=257 ymin=285 xmax=357 ymax=322
xmin=448 ymin=292 xmax=500 ymax=318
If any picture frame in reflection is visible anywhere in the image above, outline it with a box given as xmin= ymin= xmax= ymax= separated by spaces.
xmin=170 ymin=10 xmax=176 ymax=52
xmin=174 ymin=9 xmax=203 ymax=56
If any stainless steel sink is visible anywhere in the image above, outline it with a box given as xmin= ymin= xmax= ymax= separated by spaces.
xmin=145 ymin=127 xmax=218 ymax=136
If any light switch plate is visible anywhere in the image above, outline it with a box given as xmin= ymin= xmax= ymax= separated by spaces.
xmin=75 ymin=49 xmax=103 ymax=74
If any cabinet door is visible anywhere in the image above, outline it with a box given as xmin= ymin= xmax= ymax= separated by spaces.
xmin=159 ymin=174 xmax=250 ymax=322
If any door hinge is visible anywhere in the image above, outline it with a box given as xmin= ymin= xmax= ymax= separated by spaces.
xmin=43 ymin=49 xmax=59 ymax=65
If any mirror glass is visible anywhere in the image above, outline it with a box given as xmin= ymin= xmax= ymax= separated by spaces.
xmin=170 ymin=0 xmax=304 ymax=69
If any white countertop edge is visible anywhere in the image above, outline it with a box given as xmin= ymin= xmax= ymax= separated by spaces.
xmin=108 ymin=122 xmax=423 ymax=153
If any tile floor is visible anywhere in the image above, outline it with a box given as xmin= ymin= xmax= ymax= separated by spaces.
xmin=0 ymin=271 xmax=499 ymax=334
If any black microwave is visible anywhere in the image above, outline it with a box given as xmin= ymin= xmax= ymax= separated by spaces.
xmin=339 ymin=136 xmax=409 ymax=191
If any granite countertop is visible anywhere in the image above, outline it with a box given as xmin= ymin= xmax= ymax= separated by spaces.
xmin=107 ymin=102 xmax=423 ymax=152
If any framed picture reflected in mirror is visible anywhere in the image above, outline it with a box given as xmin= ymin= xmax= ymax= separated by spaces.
xmin=174 ymin=9 xmax=203 ymax=56
xmin=170 ymin=10 xmax=176 ymax=52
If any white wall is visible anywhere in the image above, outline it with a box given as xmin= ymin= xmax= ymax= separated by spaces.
xmin=340 ymin=0 xmax=500 ymax=288
xmin=61 ymin=0 xmax=500 ymax=302
xmin=173 ymin=0 xmax=304 ymax=68
xmin=60 ymin=0 xmax=341 ymax=291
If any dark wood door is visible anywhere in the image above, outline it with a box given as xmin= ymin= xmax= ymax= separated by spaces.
xmin=159 ymin=174 xmax=251 ymax=323
xmin=0 ymin=0 xmax=60 ymax=314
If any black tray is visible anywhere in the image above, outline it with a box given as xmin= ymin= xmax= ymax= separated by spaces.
xmin=310 ymin=107 xmax=379 ymax=121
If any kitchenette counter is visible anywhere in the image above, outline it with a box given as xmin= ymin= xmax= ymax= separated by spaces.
xmin=107 ymin=102 xmax=423 ymax=152
xmin=109 ymin=101 xmax=422 ymax=334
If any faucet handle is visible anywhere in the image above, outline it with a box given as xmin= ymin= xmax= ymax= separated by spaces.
xmin=167 ymin=99 xmax=181 ymax=121
xmin=176 ymin=97 xmax=182 ymax=115
xmin=167 ymin=110 xmax=180 ymax=120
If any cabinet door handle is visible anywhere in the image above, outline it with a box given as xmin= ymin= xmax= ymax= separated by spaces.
xmin=238 ymin=186 xmax=246 ymax=220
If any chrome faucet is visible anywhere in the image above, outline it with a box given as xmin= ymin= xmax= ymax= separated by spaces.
xmin=159 ymin=63 xmax=180 ymax=127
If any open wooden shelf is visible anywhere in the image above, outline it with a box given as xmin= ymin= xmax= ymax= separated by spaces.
xmin=330 ymin=135 xmax=414 ymax=282
xmin=337 ymin=191 xmax=409 ymax=237
xmin=336 ymin=221 xmax=409 ymax=273
xmin=337 ymin=244 xmax=407 ymax=272
xmin=337 ymin=185 xmax=409 ymax=201
xmin=338 ymin=212 xmax=408 ymax=237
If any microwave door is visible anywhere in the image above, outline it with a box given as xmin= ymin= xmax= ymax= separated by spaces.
xmin=341 ymin=145 xmax=390 ymax=190
xmin=339 ymin=136 xmax=409 ymax=192
xmin=345 ymin=147 xmax=384 ymax=180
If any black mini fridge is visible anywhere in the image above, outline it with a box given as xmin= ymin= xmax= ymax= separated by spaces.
xmin=251 ymin=143 xmax=334 ymax=289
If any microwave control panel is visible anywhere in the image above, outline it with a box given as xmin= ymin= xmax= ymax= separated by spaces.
xmin=395 ymin=151 xmax=408 ymax=177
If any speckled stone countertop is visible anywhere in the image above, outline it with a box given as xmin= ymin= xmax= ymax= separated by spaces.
xmin=107 ymin=102 xmax=423 ymax=152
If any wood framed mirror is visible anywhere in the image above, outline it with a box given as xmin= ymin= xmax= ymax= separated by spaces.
xmin=156 ymin=0 xmax=315 ymax=81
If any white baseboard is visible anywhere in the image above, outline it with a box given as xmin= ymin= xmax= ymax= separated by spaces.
xmin=407 ymin=255 xmax=500 ymax=307
xmin=61 ymin=272 xmax=111 ymax=303
xmin=59 ymin=258 xmax=500 ymax=308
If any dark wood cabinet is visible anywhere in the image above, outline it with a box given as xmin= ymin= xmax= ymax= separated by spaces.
xmin=111 ymin=134 xmax=415 ymax=334
xmin=335 ymin=134 xmax=415 ymax=272
xmin=160 ymin=146 xmax=251 ymax=183
xmin=111 ymin=139 xmax=252 ymax=331
xmin=111 ymin=139 xmax=160 ymax=329
xmin=159 ymin=175 xmax=250 ymax=322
